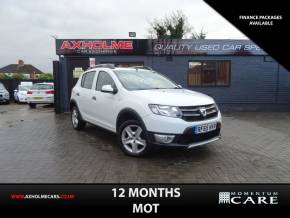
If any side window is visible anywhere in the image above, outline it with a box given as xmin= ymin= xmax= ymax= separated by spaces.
xmin=81 ymin=71 xmax=96 ymax=89
xmin=96 ymin=71 xmax=116 ymax=91
xmin=188 ymin=61 xmax=230 ymax=86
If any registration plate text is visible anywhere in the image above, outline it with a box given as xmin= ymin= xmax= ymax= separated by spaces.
xmin=194 ymin=122 xmax=217 ymax=134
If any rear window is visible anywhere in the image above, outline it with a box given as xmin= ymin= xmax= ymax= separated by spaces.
xmin=32 ymin=84 xmax=53 ymax=90
xmin=19 ymin=86 xmax=31 ymax=91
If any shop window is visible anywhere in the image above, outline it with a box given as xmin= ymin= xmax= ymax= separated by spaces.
xmin=73 ymin=67 xmax=84 ymax=79
xmin=188 ymin=61 xmax=230 ymax=86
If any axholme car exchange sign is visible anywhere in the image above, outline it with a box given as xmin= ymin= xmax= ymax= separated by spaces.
xmin=56 ymin=39 xmax=266 ymax=56
xmin=60 ymin=40 xmax=133 ymax=51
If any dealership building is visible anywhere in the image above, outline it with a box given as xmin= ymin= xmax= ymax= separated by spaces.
xmin=53 ymin=39 xmax=290 ymax=113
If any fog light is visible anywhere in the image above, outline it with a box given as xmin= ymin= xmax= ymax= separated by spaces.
xmin=154 ymin=134 xmax=175 ymax=144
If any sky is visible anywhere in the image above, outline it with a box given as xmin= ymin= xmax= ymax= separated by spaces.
xmin=0 ymin=0 xmax=247 ymax=72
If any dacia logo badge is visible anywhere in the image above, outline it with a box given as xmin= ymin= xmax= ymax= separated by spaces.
xmin=199 ymin=108 xmax=207 ymax=117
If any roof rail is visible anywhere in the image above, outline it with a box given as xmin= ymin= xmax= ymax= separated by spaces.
xmin=87 ymin=64 xmax=153 ymax=71
xmin=88 ymin=64 xmax=115 ymax=70
xmin=129 ymin=66 xmax=153 ymax=70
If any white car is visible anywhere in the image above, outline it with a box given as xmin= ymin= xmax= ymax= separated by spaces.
xmin=70 ymin=64 xmax=222 ymax=157
xmin=14 ymin=84 xmax=32 ymax=103
xmin=0 ymin=82 xmax=10 ymax=104
xmin=27 ymin=82 xmax=54 ymax=108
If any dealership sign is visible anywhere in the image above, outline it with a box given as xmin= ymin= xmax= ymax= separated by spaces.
xmin=56 ymin=39 xmax=137 ymax=55
xmin=56 ymin=39 xmax=266 ymax=56
xmin=151 ymin=39 xmax=266 ymax=55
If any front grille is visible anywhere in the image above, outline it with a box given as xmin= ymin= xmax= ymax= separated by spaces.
xmin=179 ymin=104 xmax=218 ymax=122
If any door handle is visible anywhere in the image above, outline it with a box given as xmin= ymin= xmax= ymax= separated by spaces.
xmin=92 ymin=96 xmax=96 ymax=101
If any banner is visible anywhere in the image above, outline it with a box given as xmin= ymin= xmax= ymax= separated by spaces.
xmin=0 ymin=184 xmax=289 ymax=213
xmin=56 ymin=39 xmax=267 ymax=56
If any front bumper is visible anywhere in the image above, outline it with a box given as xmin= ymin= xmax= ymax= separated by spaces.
xmin=18 ymin=96 xmax=28 ymax=102
xmin=143 ymin=111 xmax=222 ymax=134
xmin=147 ymin=122 xmax=221 ymax=148
xmin=0 ymin=95 xmax=9 ymax=102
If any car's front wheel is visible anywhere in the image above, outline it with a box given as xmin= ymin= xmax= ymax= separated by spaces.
xmin=117 ymin=120 xmax=151 ymax=157
xmin=71 ymin=106 xmax=86 ymax=130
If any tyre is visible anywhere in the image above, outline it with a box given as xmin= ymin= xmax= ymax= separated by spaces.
xmin=71 ymin=105 xmax=86 ymax=130
xmin=117 ymin=119 xmax=152 ymax=157
xmin=5 ymin=100 xmax=10 ymax=105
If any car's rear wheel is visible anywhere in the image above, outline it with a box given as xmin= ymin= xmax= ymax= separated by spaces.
xmin=71 ymin=106 xmax=86 ymax=130
xmin=117 ymin=120 xmax=151 ymax=157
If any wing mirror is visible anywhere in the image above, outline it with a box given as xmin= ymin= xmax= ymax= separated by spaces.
xmin=101 ymin=85 xmax=117 ymax=94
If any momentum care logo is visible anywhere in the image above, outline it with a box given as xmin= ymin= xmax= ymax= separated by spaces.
xmin=218 ymin=191 xmax=278 ymax=205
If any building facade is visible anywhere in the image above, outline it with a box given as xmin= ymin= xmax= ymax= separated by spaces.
xmin=54 ymin=39 xmax=290 ymax=112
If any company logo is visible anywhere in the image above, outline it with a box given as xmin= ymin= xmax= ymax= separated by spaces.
xmin=60 ymin=40 xmax=133 ymax=50
xmin=199 ymin=108 xmax=207 ymax=117
xmin=218 ymin=191 xmax=279 ymax=205
xmin=219 ymin=192 xmax=231 ymax=204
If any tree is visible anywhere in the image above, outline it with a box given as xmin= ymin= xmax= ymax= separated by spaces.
xmin=149 ymin=10 xmax=191 ymax=39
xmin=151 ymin=22 xmax=168 ymax=39
xmin=191 ymin=28 xmax=207 ymax=39
xmin=148 ymin=10 xmax=207 ymax=39
xmin=0 ymin=74 xmax=12 ymax=80
xmin=12 ymin=73 xmax=25 ymax=80
xmin=37 ymin=73 xmax=53 ymax=80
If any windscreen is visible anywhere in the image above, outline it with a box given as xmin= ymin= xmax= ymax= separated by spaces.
xmin=114 ymin=70 xmax=178 ymax=91
xmin=19 ymin=86 xmax=31 ymax=91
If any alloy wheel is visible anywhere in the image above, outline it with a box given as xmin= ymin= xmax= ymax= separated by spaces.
xmin=121 ymin=124 xmax=147 ymax=154
xmin=72 ymin=108 xmax=79 ymax=128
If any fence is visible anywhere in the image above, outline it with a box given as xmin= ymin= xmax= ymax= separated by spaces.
xmin=0 ymin=79 xmax=54 ymax=100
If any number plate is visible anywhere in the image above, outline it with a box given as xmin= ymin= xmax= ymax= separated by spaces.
xmin=194 ymin=122 xmax=217 ymax=134
xmin=33 ymin=97 xmax=43 ymax=100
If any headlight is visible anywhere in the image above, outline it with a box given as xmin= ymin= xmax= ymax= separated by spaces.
xmin=148 ymin=104 xmax=182 ymax=118
xmin=5 ymin=92 xmax=9 ymax=97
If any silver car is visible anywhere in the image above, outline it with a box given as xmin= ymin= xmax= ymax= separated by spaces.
xmin=0 ymin=82 xmax=10 ymax=104
xmin=27 ymin=82 xmax=54 ymax=108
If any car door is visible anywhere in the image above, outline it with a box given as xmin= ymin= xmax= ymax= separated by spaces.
xmin=77 ymin=70 xmax=97 ymax=123
xmin=91 ymin=70 xmax=119 ymax=132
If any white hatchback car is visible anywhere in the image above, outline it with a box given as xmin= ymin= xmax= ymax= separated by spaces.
xmin=14 ymin=84 xmax=32 ymax=103
xmin=27 ymin=82 xmax=54 ymax=108
xmin=70 ymin=65 xmax=222 ymax=157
